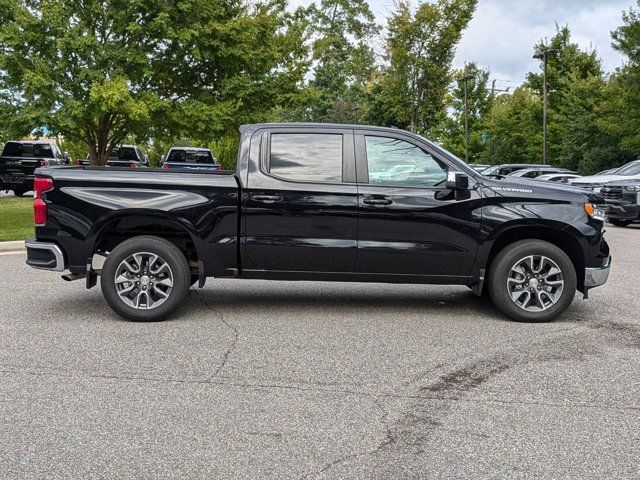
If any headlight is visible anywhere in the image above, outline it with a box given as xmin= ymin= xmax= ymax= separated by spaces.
xmin=623 ymin=185 xmax=640 ymax=192
xmin=584 ymin=203 xmax=606 ymax=221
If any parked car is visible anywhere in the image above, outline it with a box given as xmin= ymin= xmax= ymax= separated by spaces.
xmin=481 ymin=163 xmax=544 ymax=177
xmin=598 ymin=180 xmax=640 ymax=227
xmin=76 ymin=145 xmax=148 ymax=168
xmin=25 ymin=123 xmax=610 ymax=323
xmin=570 ymin=159 xmax=640 ymax=191
xmin=508 ymin=167 xmax=576 ymax=179
xmin=469 ymin=163 xmax=490 ymax=173
xmin=0 ymin=140 xmax=69 ymax=196
xmin=161 ymin=147 xmax=221 ymax=171
xmin=535 ymin=173 xmax=582 ymax=184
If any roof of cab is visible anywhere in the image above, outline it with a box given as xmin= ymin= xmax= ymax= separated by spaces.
xmin=240 ymin=122 xmax=404 ymax=134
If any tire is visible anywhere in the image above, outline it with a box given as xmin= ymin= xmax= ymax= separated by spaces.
xmin=610 ymin=219 xmax=632 ymax=227
xmin=488 ymin=240 xmax=577 ymax=323
xmin=12 ymin=188 xmax=26 ymax=197
xmin=101 ymin=235 xmax=190 ymax=321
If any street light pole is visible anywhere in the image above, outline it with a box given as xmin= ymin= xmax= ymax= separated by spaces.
xmin=533 ymin=49 xmax=558 ymax=165
xmin=458 ymin=74 xmax=474 ymax=163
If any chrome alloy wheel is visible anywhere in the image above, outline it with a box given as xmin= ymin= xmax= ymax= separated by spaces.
xmin=507 ymin=255 xmax=564 ymax=312
xmin=114 ymin=252 xmax=174 ymax=310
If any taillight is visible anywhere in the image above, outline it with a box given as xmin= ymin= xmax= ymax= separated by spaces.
xmin=33 ymin=177 xmax=54 ymax=226
xmin=39 ymin=160 xmax=48 ymax=167
xmin=75 ymin=160 xmax=82 ymax=166
xmin=216 ymin=164 xmax=222 ymax=171
xmin=130 ymin=162 xmax=136 ymax=168
xmin=162 ymin=163 xmax=169 ymax=169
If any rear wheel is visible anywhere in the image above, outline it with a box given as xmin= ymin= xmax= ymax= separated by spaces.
xmin=488 ymin=240 xmax=577 ymax=322
xmin=101 ymin=235 xmax=190 ymax=321
xmin=12 ymin=187 xmax=26 ymax=197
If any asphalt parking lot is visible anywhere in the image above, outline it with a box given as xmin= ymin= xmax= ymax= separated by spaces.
xmin=0 ymin=226 xmax=639 ymax=479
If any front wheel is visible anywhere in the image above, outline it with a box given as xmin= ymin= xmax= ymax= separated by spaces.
xmin=12 ymin=187 xmax=26 ymax=197
xmin=101 ymin=235 xmax=190 ymax=321
xmin=488 ymin=240 xmax=577 ymax=322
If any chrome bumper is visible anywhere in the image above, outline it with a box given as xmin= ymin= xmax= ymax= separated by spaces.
xmin=584 ymin=256 xmax=611 ymax=288
xmin=25 ymin=239 xmax=65 ymax=272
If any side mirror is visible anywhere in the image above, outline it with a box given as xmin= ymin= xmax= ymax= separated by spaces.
xmin=446 ymin=171 xmax=470 ymax=190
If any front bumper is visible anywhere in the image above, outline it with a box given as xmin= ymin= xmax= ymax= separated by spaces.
xmin=25 ymin=238 xmax=66 ymax=272
xmin=584 ymin=255 xmax=611 ymax=288
xmin=0 ymin=174 xmax=34 ymax=187
xmin=605 ymin=201 xmax=640 ymax=221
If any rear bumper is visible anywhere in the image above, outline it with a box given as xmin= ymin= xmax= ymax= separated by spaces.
xmin=25 ymin=238 xmax=66 ymax=272
xmin=584 ymin=255 xmax=611 ymax=288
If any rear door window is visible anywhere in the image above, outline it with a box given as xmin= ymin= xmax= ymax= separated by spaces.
xmin=269 ymin=133 xmax=343 ymax=183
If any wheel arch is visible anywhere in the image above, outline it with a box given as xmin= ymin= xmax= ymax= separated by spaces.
xmin=482 ymin=224 xmax=586 ymax=289
xmin=91 ymin=211 xmax=202 ymax=269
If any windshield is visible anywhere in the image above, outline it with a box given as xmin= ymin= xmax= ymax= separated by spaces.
xmin=613 ymin=161 xmax=640 ymax=176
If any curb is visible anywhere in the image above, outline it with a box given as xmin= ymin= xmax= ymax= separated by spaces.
xmin=0 ymin=241 xmax=26 ymax=253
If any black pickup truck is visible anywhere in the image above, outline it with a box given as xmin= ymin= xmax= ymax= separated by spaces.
xmin=75 ymin=145 xmax=148 ymax=168
xmin=0 ymin=141 xmax=69 ymax=196
xmin=25 ymin=123 xmax=611 ymax=323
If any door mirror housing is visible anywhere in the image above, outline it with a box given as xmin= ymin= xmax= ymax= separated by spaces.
xmin=446 ymin=171 xmax=470 ymax=190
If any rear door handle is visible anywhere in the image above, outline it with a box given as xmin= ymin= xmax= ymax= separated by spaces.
xmin=252 ymin=194 xmax=283 ymax=203
xmin=363 ymin=197 xmax=393 ymax=206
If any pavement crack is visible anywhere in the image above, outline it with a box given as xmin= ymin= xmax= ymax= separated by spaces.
xmin=193 ymin=290 xmax=239 ymax=380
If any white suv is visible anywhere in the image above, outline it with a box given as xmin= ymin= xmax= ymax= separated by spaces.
xmin=570 ymin=160 xmax=640 ymax=191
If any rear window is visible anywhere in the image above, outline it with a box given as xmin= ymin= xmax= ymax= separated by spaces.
xmin=108 ymin=147 xmax=137 ymax=161
xmin=167 ymin=149 xmax=215 ymax=164
xmin=269 ymin=133 xmax=343 ymax=183
xmin=2 ymin=142 xmax=54 ymax=158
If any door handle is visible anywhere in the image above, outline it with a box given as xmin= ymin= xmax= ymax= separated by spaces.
xmin=252 ymin=194 xmax=283 ymax=203
xmin=363 ymin=197 xmax=393 ymax=206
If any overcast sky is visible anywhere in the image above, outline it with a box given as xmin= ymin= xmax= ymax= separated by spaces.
xmin=293 ymin=0 xmax=636 ymax=90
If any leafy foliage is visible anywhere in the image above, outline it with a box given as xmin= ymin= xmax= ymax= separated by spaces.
xmin=0 ymin=0 xmax=307 ymax=164
xmin=434 ymin=62 xmax=492 ymax=162
xmin=365 ymin=0 xmax=477 ymax=134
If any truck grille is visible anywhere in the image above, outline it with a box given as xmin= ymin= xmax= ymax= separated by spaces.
xmin=601 ymin=191 xmax=622 ymax=200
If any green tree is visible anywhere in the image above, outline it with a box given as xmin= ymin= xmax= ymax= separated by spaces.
xmin=285 ymin=0 xmax=378 ymax=123
xmin=482 ymin=87 xmax=542 ymax=165
xmin=525 ymin=25 xmax=603 ymax=165
xmin=610 ymin=1 xmax=640 ymax=154
xmin=435 ymin=62 xmax=492 ymax=162
xmin=365 ymin=0 xmax=477 ymax=134
xmin=0 ymin=0 xmax=307 ymax=165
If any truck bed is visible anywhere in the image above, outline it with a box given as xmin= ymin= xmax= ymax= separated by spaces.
xmin=35 ymin=165 xmax=240 ymax=275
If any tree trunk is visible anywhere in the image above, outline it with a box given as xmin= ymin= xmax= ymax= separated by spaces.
xmin=87 ymin=116 xmax=116 ymax=166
